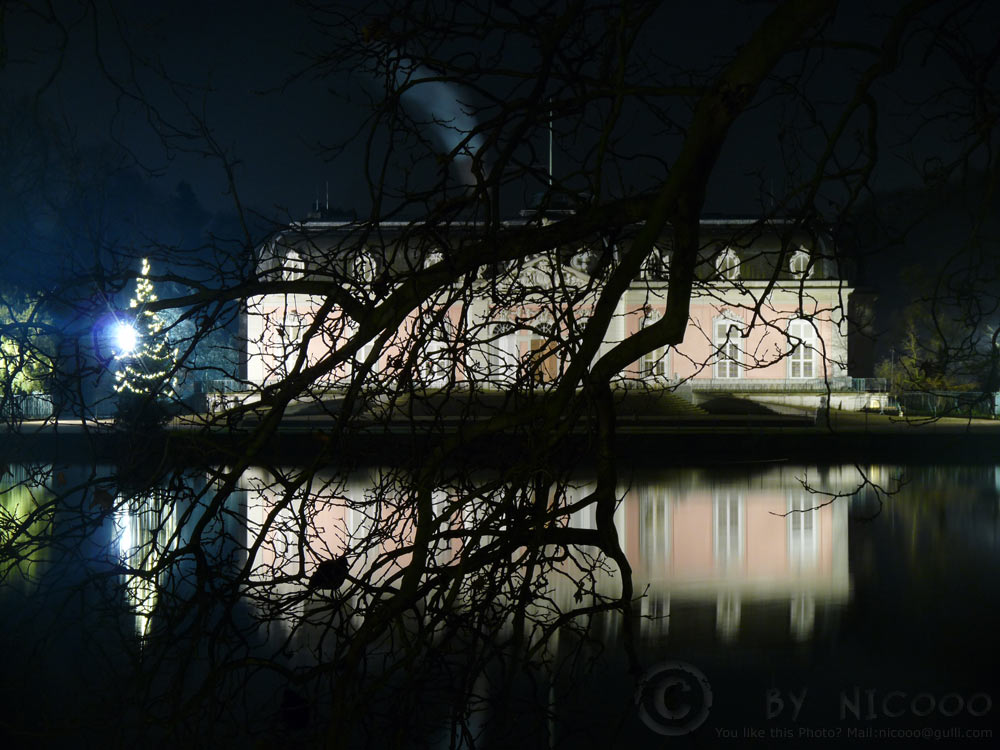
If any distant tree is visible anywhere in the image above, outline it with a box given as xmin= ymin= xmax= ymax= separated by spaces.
xmin=0 ymin=284 xmax=54 ymax=409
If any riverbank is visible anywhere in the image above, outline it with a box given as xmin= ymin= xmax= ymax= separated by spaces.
xmin=5 ymin=404 xmax=1000 ymax=467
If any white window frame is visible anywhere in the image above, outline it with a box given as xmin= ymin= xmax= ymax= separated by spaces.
xmin=787 ymin=318 xmax=817 ymax=379
xmin=787 ymin=492 xmax=819 ymax=570
xmin=716 ymin=593 xmax=742 ymax=640
xmin=277 ymin=309 xmax=305 ymax=344
xmin=639 ymin=246 xmax=667 ymax=280
xmin=283 ymin=249 xmax=304 ymax=281
xmin=789 ymin=248 xmax=813 ymax=279
xmin=716 ymin=247 xmax=740 ymax=280
xmin=423 ymin=250 xmax=444 ymax=269
xmin=713 ymin=316 xmax=742 ymax=379
xmin=713 ymin=490 xmax=744 ymax=571
xmin=639 ymin=485 xmax=671 ymax=572
xmin=353 ymin=251 xmax=377 ymax=283
xmin=418 ymin=317 xmax=453 ymax=386
xmin=639 ymin=309 xmax=669 ymax=382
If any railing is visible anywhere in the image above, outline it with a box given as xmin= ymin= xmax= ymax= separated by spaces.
xmin=204 ymin=378 xmax=247 ymax=394
xmin=1 ymin=393 xmax=55 ymax=420
xmin=850 ymin=377 xmax=888 ymax=392
xmin=689 ymin=377 xmax=869 ymax=393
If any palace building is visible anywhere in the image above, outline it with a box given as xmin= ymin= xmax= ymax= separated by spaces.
xmin=245 ymin=211 xmax=872 ymax=405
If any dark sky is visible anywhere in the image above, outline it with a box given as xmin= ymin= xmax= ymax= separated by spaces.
xmin=2 ymin=1 xmax=996 ymax=224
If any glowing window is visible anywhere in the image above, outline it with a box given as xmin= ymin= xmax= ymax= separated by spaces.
xmin=640 ymin=247 xmax=668 ymax=280
xmin=787 ymin=318 xmax=817 ymax=379
xmin=639 ymin=310 xmax=669 ymax=382
xmin=714 ymin=318 xmax=742 ymax=379
xmin=283 ymin=250 xmax=304 ymax=281
xmin=789 ymin=249 xmax=812 ymax=278
xmin=716 ymin=248 xmax=740 ymax=280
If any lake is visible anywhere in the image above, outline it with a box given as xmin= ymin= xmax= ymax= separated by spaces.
xmin=0 ymin=461 xmax=996 ymax=747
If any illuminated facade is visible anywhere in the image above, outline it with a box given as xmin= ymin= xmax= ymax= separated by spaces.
xmin=245 ymin=217 xmax=866 ymax=398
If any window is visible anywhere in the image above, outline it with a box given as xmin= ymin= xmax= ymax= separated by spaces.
xmin=486 ymin=321 xmax=517 ymax=379
xmin=716 ymin=247 xmax=740 ymax=280
xmin=790 ymin=595 xmax=816 ymax=640
xmin=714 ymin=317 xmax=742 ymax=379
xmin=640 ymin=594 xmax=670 ymax=637
xmin=423 ymin=250 xmax=444 ymax=269
xmin=283 ymin=250 xmax=304 ymax=281
xmin=714 ymin=491 xmax=744 ymax=571
xmin=716 ymin=593 xmax=741 ymax=640
xmin=787 ymin=492 xmax=819 ymax=570
xmin=522 ymin=317 xmax=559 ymax=384
xmin=639 ymin=486 xmax=670 ymax=572
xmin=639 ymin=247 xmax=667 ymax=280
xmin=419 ymin=339 xmax=449 ymax=385
xmin=277 ymin=310 xmax=304 ymax=342
xmin=639 ymin=310 xmax=669 ymax=382
xmin=418 ymin=318 xmax=453 ymax=386
xmin=353 ymin=251 xmax=377 ymax=283
xmin=529 ymin=338 xmax=560 ymax=383
xmin=789 ymin=248 xmax=812 ymax=278
xmin=570 ymin=249 xmax=594 ymax=273
xmin=787 ymin=318 xmax=817 ymax=379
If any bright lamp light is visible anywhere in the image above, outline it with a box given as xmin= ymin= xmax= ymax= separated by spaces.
xmin=113 ymin=322 xmax=138 ymax=355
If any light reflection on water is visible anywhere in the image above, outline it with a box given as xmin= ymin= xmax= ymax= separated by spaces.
xmin=236 ymin=464 xmax=856 ymax=649
xmin=1 ymin=462 xmax=998 ymax=745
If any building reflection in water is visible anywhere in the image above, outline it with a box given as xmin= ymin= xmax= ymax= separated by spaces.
xmin=240 ymin=464 xmax=851 ymax=651
xmin=115 ymin=487 xmax=177 ymax=637
xmin=628 ymin=470 xmax=849 ymax=645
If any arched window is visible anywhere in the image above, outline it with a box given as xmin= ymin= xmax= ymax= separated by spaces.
xmin=639 ymin=246 xmax=668 ymax=280
xmin=713 ymin=315 xmax=742 ymax=379
xmin=639 ymin=309 xmax=669 ymax=382
xmin=570 ymin=249 xmax=594 ymax=273
xmin=716 ymin=247 xmax=740 ymax=280
xmin=789 ymin=248 xmax=812 ymax=278
xmin=283 ymin=249 xmax=304 ymax=281
xmin=787 ymin=318 xmax=817 ymax=379
xmin=423 ymin=250 xmax=444 ymax=269
xmin=353 ymin=251 xmax=377 ymax=283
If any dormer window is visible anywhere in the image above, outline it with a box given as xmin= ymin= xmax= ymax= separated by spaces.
xmin=640 ymin=246 xmax=668 ymax=280
xmin=789 ymin=248 xmax=813 ymax=279
xmin=353 ymin=251 xmax=377 ymax=283
xmin=424 ymin=250 xmax=444 ymax=269
xmin=570 ymin=249 xmax=594 ymax=273
xmin=716 ymin=248 xmax=740 ymax=280
xmin=283 ymin=250 xmax=304 ymax=281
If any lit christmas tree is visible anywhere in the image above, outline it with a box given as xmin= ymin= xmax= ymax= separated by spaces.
xmin=114 ymin=259 xmax=177 ymax=425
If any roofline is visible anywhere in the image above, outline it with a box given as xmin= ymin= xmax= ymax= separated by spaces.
xmin=290 ymin=217 xmax=818 ymax=230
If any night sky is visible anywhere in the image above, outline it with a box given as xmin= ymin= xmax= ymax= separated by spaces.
xmin=1 ymin=0 xmax=998 ymax=325
xmin=7 ymin=1 xmax=990 ymax=221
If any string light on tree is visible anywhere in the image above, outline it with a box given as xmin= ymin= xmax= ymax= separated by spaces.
xmin=114 ymin=259 xmax=177 ymax=400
